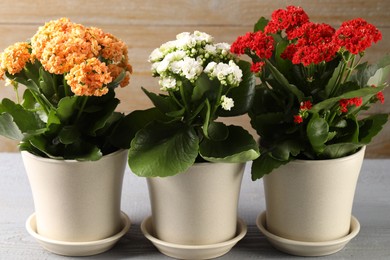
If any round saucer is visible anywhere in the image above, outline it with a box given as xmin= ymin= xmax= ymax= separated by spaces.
xmin=141 ymin=216 xmax=247 ymax=259
xmin=256 ymin=211 xmax=360 ymax=256
xmin=26 ymin=211 xmax=131 ymax=256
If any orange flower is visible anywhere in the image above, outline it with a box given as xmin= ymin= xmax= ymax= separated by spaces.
xmin=0 ymin=42 xmax=32 ymax=76
xmin=108 ymin=63 xmax=133 ymax=88
xmin=65 ymin=58 xmax=112 ymax=96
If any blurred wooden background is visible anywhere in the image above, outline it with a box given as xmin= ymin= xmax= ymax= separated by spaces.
xmin=0 ymin=0 xmax=389 ymax=157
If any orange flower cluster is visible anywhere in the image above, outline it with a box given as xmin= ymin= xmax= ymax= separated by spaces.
xmin=0 ymin=17 xmax=132 ymax=96
xmin=0 ymin=42 xmax=32 ymax=79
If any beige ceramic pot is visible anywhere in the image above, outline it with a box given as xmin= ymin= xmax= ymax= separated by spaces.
xmin=146 ymin=162 xmax=245 ymax=246
xmin=263 ymin=146 xmax=365 ymax=244
xmin=22 ymin=149 xmax=128 ymax=243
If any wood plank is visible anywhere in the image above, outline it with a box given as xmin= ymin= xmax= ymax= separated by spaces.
xmin=0 ymin=0 xmax=388 ymax=27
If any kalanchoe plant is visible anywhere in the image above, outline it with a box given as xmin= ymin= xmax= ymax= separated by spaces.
xmin=0 ymin=18 xmax=133 ymax=160
xmin=127 ymin=31 xmax=260 ymax=177
xmin=231 ymin=6 xmax=390 ymax=180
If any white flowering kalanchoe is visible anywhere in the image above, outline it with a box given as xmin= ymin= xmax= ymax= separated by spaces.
xmin=149 ymin=30 xmax=242 ymax=92
xmin=220 ymin=95 xmax=234 ymax=111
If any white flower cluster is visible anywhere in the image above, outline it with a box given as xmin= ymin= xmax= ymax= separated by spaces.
xmin=220 ymin=95 xmax=234 ymax=111
xmin=149 ymin=31 xmax=242 ymax=92
xmin=204 ymin=60 xmax=242 ymax=87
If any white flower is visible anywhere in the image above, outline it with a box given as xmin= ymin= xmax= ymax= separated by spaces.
xmin=220 ymin=95 xmax=234 ymax=111
xmin=156 ymin=59 xmax=170 ymax=75
xmin=180 ymin=57 xmax=203 ymax=81
xmin=149 ymin=48 xmax=164 ymax=62
xmin=204 ymin=44 xmax=217 ymax=56
xmin=227 ymin=60 xmax=243 ymax=87
xmin=159 ymin=76 xmax=177 ymax=91
xmin=204 ymin=60 xmax=242 ymax=87
xmin=193 ymin=31 xmax=213 ymax=44
xmin=215 ymin=42 xmax=231 ymax=57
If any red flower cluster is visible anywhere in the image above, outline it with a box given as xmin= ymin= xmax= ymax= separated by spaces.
xmin=339 ymin=97 xmax=363 ymax=113
xmin=250 ymin=61 xmax=265 ymax=73
xmin=294 ymin=100 xmax=312 ymax=124
xmin=264 ymin=6 xmax=309 ymax=37
xmin=334 ymin=18 xmax=382 ymax=54
xmin=230 ymin=31 xmax=274 ymax=60
xmin=231 ymin=6 xmax=382 ymax=68
xmin=376 ymin=92 xmax=385 ymax=104
xmin=281 ymin=22 xmax=338 ymax=66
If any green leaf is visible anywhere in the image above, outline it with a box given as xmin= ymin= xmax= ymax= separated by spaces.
xmin=200 ymin=125 xmax=259 ymax=163
xmin=0 ymin=98 xmax=45 ymax=133
xmin=192 ymin=73 xmax=215 ymax=101
xmin=202 ymin=99 xmax=211 ymax=139
xmin=128 ymin=122 xmax=199 ymax=177
xmin=142 ymin=87 xmax=179 ymax=113
xmin=254 ymin=17 xmax=268 ymax=32
xmin=0 ymin=113 xmax=24 ymax=140
xmin=109 ymin=108 xmax=168 ymax=149
xmin=307 ymin=113 xmax=329 ymax=153
xmin=321 ymin=143 xmax=361 ymax=158
xmin=311 ymin=86 xmax=386 ymax=112
xmin=207 ymin=121 xmax=229 ymax=141
xmin=56 ymin=96 xmax=78 ymax=122
xmin=108 ymin=69 xmax=126 ymax=88
xmin=59 ymin=125 xmax=80 ymax=144
xmin=325 ymin=61 xmax=343 ymax=97
xmin=219 ymin=60 xmax=256 ymax=117
xmin=269 ymin=139 xmax=302 ymax=161
xmin=251 ymin=152 xmax=290 ymax=180
xmin=87 ymin=98 xmax=120 ymax=135
xmin=265 ymin=59 xmax=305 ymax=101
xmin=358 ymin=114 xmax=388 ymax=144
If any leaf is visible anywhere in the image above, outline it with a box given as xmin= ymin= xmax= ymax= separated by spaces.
xmin=251 ymin=152 xmax=290 ymax=180
xmin=321 ymin=143 xmax=361 ymax=158
xmin=0 ymin=113 xmax=24 ymax=140
xmin=254 ymin=17 xmax=268 ymax=32
xmin=269 ymin=139 xmax=302 ymax=161
xmin=207 ymin=121 xmax=229 ymax=141
xmin=199 ymin=125 xmax=259 ymax=163
xmin=142 ymin=87 xmax=179 ymax=113
xmin=107 ymin=69 xmax=126 ymax=88
xmin=307 ymin=113 xmax=329 ymax=153
xmin=250 ymin=112 xmax=285 ymax=138
xmin=265 ymin=59 xmax=305 ymax=101
xmin=59 ymin=125 xmax=80 ymax=144
xmin=128 ymin=121 xmax=199 ymax=177
xmin=219 ymin=60 xmax=256 ymax=117
xmin=324 ymin=61 xmax=343 ymax=97
xmin=202 ymin=99 xmax=211 ymax=139
xmin=311 ymin=85 xmax=386 ymax=112
xmin=358 ymin=114 xmax=388 ymax=144
xmin=109 ymin=108 xmax=168 ymax=149
xmin=192 ymin=73 xmax=215 ymax=102
xmin=56 ymin=96 xmax=78 ymax=122
xmin=0 ymin=98 xmax=45 ymax=133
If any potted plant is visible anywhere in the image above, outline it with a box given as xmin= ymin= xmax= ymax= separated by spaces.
xmin=127 ymin=31 xmax=259 ymax=259
xmin=0 ymin=18 xmax=133 ymax=256
xmin=231 ymin=6 xmax=389 ymax=256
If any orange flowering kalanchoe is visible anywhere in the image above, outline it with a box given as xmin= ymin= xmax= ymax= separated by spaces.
xmin=0 ymin=18 xmax=134 ymax=160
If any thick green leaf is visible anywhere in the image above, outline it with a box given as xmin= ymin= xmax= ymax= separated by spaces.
xmin=0 ymin=98 xmax=45 ymax=133
xmin=59 ymin=125 xmax=80 ymax=144
xmin=265 ymin=59 xmax=305 ymax=101
xmin=109 ymin=108 xmax=168 ymax=149
xmin=142 ymin=87 xmax=179 ymax=113
xmin=321 ymin=143 xmax=361 ymax=158
xmin=0 ymin=113 xmax=24 ymax=140
xmin=128 ymin=122 xmax=199 ymax=177
xmin=192 ymin=73 xmax=215 ymax=101
xmin=311 ymin=86 xmax=386 ymax=112
xmin=254 ymin=17 xmax=268 ymax=32
xmin=251 ymin=152 xmax=290 ymax=180
xmin=199 ymin=125 xmax=259 ymax=163
xmin=207 ymin=121 xmax=229 ymax=141
xmin=358 ymin=114 xmax=388 ymax=144
xmin=324 ymin=61 xmax=343 ymax=97
xmin=269 ymin=139 xmax=302 ymax=161
xmin=86 ymin=98 xmax=120 ymax=135
xmin=219 ymin=60 xmax=256 ymax=117
xmin=307 ymin=113 xmax=329 ymax=153
xmin=56 ymin=96 xmax=78 ymax=122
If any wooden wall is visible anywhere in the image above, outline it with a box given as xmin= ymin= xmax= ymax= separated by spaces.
xmin=0 ymin=0 xmax=389 ymax=157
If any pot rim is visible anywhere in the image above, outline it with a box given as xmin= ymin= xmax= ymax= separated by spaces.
xmin=21 ymin=149 xmax=128 ymax=164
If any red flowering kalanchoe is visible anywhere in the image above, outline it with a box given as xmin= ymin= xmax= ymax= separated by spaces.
xmin=231 ymin=6 xmax=390 ymax=179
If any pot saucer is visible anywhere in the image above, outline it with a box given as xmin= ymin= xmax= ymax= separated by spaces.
xmin=256 ymin=211 xmax=360 ymax=256
xmin=141 ymin=216 xmax=247 ymax=259
xmin=26 ymin=211 xmax=131 ymax=256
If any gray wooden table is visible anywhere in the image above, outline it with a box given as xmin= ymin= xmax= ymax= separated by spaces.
xmin=1 ymin=153 xmax=389 ymax=259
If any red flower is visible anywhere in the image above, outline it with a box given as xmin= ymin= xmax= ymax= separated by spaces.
xmin=294 ymin=115 xmax=303 ymax=124
xmin=250 ymin=61 xmax=265 ymax=73
xmin=376 ymin=92 xmax=385 ymax=104
xmin=339 ymin=97 xmax=363 ymax=113
xmin=231 ymin=31 xmax=274 ymax=59
xmin=281 ymin=22 xmax=339 ymax=66
xmin=300 ymin=100 xmax=312 ymax=110
xmin=264 ymin=6 xmax=309 ymax=36
xmin=334 ymin=18 xmax=382 ymax=54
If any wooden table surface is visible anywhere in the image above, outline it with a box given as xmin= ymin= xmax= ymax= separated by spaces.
xmin=1 ymin=153 xmax=389 ymax=259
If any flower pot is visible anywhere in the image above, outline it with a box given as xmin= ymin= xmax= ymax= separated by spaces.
xmin=143 ymin=162 xmax=247 ymax=259
xmin=22 ymin=149 xmax=130 ymax=255
xmin=260 ymin=146 xmax=365 ymax=255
